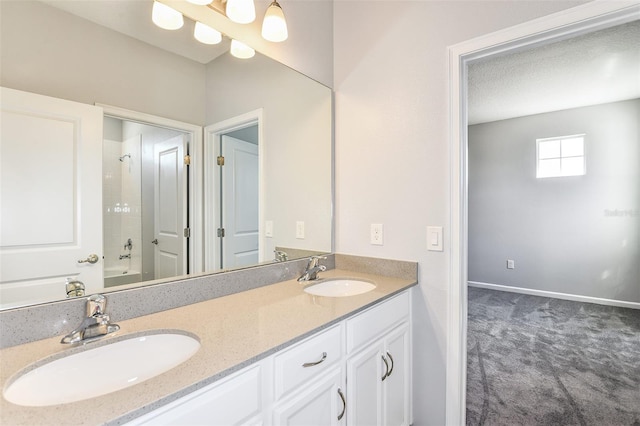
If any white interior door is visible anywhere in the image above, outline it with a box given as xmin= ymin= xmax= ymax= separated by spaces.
xmin=0 ymin=87 xmax=103 ymax=308
xmin=221 ymin=135 xmax=259 ymax=269
xmin=153 ymin=135 xmax=187 ymax=280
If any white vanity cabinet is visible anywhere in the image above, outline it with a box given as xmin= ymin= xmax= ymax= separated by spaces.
xmin=272 ymin=324 xmax=346 ymax=425
xmin=128 ymin=363 xmax=264 ymax=425
xmin=125 ymin=290 xmax=411 ymax=426
xmin=272 ymin=366 xmax=345 ymax=426
xmin=345 ymin=291 xmax=411 ymax=426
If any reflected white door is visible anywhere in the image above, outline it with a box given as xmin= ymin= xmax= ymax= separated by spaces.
xmin=153 ymin=135 xmax=187 ymax=280
xmin=0 ymin=87 xmax=103 ymax=307
xmin=221 ymin=135 xmax=259 ymax=269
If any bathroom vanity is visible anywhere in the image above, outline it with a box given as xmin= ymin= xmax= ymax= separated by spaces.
xmin=0 ymin=256 xmax=417 ymax=425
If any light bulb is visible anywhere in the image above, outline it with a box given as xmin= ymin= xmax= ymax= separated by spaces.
xmin=194 ymin=22 xmax=222 ymax=44
xmin=152 ymin=1 xmax=184 ymax=30
xmin=226 ymin=0 xmax=256 ymax=24
xmin=261 ymin=0 xmax=287 ymax=42
xmin=186 ymin=0 xmax=212 ymax=4
xmin=230 ymin=39 xmax=255 ymax=59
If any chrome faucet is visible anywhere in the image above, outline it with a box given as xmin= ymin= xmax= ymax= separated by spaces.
xmin=298 ymin=256 xmax=327 ymax=282
xmin=274 ymin=250 xmax=288 ymax=262
xmin=61 ymin=294 xmax=120 ymax=344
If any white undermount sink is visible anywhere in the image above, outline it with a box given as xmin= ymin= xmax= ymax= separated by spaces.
xmin=304 ymin=279 xmax=376 ymax=297
xmin=3 ymin=331 xmax=200 ymax=407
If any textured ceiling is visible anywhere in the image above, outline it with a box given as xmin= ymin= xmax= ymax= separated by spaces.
xmin=42 ymin=0 xmax=229 ymax=64
xmin=468 ymin=20 xmax=640 ymax=125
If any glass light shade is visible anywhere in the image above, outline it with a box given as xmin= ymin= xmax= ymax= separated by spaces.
xmin=261 ymin=1 xmax=288 ymax=42
xmin=230 ymin=39 xmax=255 ymax=59
xmin=226 ymin=0 xmax=256 ymax=24
xmin=152 ymin=1 xmax=184 ymax=30
xmin=186 ymin=0 xmax=212 ymax=4
xmin=194 ymin=22 xmax=222 ymax=44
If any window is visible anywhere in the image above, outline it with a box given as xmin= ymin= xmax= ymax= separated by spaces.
xmin=536 ymin=134 xmax=585 ymax=178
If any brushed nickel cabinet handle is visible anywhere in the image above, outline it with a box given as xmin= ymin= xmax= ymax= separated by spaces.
xmin=381 ymin=354 xmax=390 ymax=381
xmin=302 ymin=352 xmax=327 ymax=368
xmin=386 ymin=351 xmax=394 ymax=377
xmin=337 ymin=388 xmax=346 ymax=421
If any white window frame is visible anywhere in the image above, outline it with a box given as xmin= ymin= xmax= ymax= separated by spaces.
xmin=536 ymin=134 xmax=586 ymax=178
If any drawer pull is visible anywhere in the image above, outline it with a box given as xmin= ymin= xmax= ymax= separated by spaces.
xmin=381 ymin=354 xmax=390 ymax=381
xmin=302 ymin=351 xmax=327 ymax=368
xmin=386 ymin=351 xmax=394 ymax=377
xmin=338 ymin=388 xmax=346 ymax=421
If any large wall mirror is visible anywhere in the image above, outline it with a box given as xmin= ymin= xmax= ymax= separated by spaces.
xmin=0 ymin=0 xmax=333 ymax=310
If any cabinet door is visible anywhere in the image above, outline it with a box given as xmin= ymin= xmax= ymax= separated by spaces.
xmin=129 ymin=364 xmax=263 ymax=425
xmin=273 ymin=367 xmax=345 ymax=426
xmin=346 ymin=343 xmax=384 ymax=426
xmin=383 ymin=325 xmax=410 ymax=426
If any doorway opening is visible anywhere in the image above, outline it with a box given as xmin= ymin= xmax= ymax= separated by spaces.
xmin=447 ymin=3 xmax=640 ymax=424
xmin=204 ymin=109 xmax=264 ymax=271
xmin=101 ymin=105 xmax=202 ymax=288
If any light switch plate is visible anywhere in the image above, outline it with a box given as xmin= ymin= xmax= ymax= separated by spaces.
xmin=427 ymin=226 xmax=443 ymax=251
xmin=265 ymin=220 xmax=273 ymax=238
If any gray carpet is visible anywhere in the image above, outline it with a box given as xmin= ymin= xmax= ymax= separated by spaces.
xmin=466 ymin=286 xmax=640 ymax=426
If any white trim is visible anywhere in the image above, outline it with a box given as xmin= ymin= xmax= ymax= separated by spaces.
xmin=446 ymin=2 xmax=640 ymax=425
xmin=98 ymin=104 xmax=205 ymax=276
xmin=204 ymin=109 xmax=265 ymax=270
xmin=469 ymin=281 xmax=640 ymax=310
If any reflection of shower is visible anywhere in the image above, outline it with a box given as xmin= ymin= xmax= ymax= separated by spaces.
xmin=119 ymin=153 xmax=131 ymax=162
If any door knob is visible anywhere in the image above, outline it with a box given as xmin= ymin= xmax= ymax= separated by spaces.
xmin=77 ymin=254 xmax=99 ymax=264
xmin=151 ymin=239 xmax=158 ymax=245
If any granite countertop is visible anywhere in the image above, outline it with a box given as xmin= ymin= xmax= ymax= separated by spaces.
xmin=0 ymin=268 xmax=417 ymax=425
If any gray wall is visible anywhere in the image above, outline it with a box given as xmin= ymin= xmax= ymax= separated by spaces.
xmin=469 ymin=99 xmax=640 ymax=303
xmin=0 ymin=1 xmax=206 ymax=125
xmin=206 ymin=52 xmax=333 ymax=256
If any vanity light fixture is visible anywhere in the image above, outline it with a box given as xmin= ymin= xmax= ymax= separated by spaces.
xmin=230 ymin=39 xmax=255 ymax=58
xmin=151 ymin=1 xmax=184 ymax=30
xmin=226 ymin=0 xmax=256 ymax=24
xmin=194 ymin=21 xmax=222 ymax=44
xmin=261 ymin=0 xmax=288 ymax=42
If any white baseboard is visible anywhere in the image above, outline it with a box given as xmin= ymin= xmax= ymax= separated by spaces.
xmin=468 ymin=281 xmax=640 ymax=310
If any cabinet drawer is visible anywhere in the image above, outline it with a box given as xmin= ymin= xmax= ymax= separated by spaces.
xmin=346 ymin=291 xmax=409 ymax=353
xmin=274 ymin=324 xmax=343 ymax=400
xmin=129 ymin=364 xmax=262 ymax=425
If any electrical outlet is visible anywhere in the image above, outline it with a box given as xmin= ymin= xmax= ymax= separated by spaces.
xmin=507 ymin=259 xmax=515 ymax=269
xmin=296 ymin=221 xmax=305 ymax=239
xmin=371 ymin=224 xmax=383 ymax=245
xmin=265 ymin=220 xmax=273 ymax=238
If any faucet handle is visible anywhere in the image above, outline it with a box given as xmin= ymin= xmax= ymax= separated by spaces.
xmin=86 ymin=294 xmax=107 ymax=317
xmin=307 ymin=255 xmax=327 ymax=267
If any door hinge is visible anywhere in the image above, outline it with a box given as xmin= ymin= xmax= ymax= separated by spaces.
xmin=217 ymin=228 xmax=225 ymax=238
xmin=184 ymin=155 xmax=191 ymax=166
xmin=184 ymin=227 xmax=191 ymax=238
xmin=217 ymin=155 xmax=225 ymax=166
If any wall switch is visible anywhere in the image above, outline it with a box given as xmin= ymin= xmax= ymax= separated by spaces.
xmin=265 ymin=220 xmax=273 ymax=238
xmin=427 ymin=226 xmax=443 ymax=251
xmin=507 ymin=259 xmax=515 ymax=269
xmin=296 ymin=221 xmax=305 ymax=239
xmin=370 ymin=223 xmax=383 ymax=245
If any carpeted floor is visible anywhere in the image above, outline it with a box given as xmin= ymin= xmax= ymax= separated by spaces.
xmin=466 ymin=286 xmax=640 ymax=426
